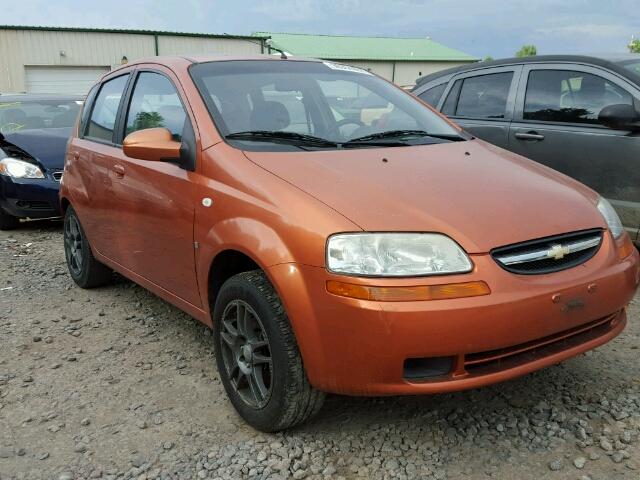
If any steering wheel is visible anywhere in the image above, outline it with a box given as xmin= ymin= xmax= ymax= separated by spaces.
xmin=328 ymin=118 xmax=365 ymax=139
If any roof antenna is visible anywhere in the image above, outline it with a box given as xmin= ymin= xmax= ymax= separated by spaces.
xmin=266 ymin=38 xmax=288 ymax=59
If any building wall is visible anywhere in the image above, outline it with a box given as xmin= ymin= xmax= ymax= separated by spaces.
xmin=157 ymin=36 xmax=262 ymax=56
xmin=393 ymin=61 xmax=469 ymax=87
xmin=334 ymin=59 xmax=473 ymax=86
xmin=0 ymin=28 xmax=263 ymax=93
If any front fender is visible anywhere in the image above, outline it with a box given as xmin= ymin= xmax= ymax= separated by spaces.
xmin=196 ymin=217 xmax=295 ymax=318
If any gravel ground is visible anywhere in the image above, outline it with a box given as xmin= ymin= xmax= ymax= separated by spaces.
xmin=1 ymin=221 xmax=639 ymax=480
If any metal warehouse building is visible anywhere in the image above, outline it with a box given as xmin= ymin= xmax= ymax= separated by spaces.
xmin=0 ymin=25 xmax=267 ymax=94
xmin=0 ymin=26 xmax=477 ymax=94
xmin=257 ymin=32 xmax=478 ymax=87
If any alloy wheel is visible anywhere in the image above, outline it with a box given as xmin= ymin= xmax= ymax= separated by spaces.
xmin=64 ymin=214 xmax=83 ymax=276
xmin=219 ymin=300 xmax=273 ymax=409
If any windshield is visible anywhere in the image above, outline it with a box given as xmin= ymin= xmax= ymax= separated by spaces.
xmin=0 ymin=99 xmax=82 ymax=134
xmin=619 ymin=59 xmax=640 ymax=77
xmin=190 ymin=60 xmax=462 ymax=150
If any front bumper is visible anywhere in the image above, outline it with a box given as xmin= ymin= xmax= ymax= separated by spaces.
xmin=268 ymin=233 xmax=639 ymax=396
xmin=0 ymin=174 xmax=61 ymax=218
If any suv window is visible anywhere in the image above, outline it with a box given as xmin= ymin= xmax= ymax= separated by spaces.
xmin=125 ymin=72 xmax=187 ymax=141
xmin=418 ymin=83 xmax=447 ymax=107
xmin=524 ymin=70 xmax=634 ymax=124
xmin=448 ymin=72 xmax=513 ymax=118
xmin=86 ymin=74 xmax=129 ymax=142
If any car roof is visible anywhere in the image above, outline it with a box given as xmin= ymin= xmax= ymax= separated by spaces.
xmin=0 ymin=93 xmax=83 ymax=102
xmin=413 ymin=54 xmax=640 ymax=89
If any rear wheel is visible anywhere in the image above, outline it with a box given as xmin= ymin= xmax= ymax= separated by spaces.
xmin=63 ymin=206 xmax=112 ymax=288
xmin=213 ymin=270 xmax=325 ymax=432
xmin=0 ymin=207 xmax=20 ymax=230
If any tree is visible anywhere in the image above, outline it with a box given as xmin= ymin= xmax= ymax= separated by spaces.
xmin=483 ymin=55 xmax=494 ymax=62
xmin=629 ymin=39 xmax=640 ymax=53
xmin=516 ymin=45 xmax=537 ymax=57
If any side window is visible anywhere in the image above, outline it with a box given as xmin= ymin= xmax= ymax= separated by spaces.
xmin=454 ymin=72 xmax=513 ymax=118
xmin=524 ymin=69 xmax=634 ymax=124
xmin=86 ymin=75 xmax=129 ymax=142
xmin=79 ymin=84 xmax=98 ymax=135
xmin=442 ymin=79 xmax=462 ymax=116
xmin=418 ymin=83 xmax=447 ymax=107
xmin=125 ymin=72 xmax=187 ymax=141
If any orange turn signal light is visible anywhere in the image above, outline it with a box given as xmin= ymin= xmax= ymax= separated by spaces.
xmin=326 ymin=280 xmax=491 ymax=302
xmin=617 ymin=233 xmax=635 ymax=261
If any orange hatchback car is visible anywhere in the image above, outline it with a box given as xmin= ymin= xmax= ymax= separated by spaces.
xmin=61 ymin=55 xmax=639 ymax=431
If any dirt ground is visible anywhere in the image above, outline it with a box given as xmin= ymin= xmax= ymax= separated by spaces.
xmin=1 ymin=221 xmax=639 ymax=480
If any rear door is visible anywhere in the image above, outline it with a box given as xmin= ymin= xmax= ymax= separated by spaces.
xmin=438 ymin=66 xmax=522 ymax=148
xmin=508 ymin=64 xmax=640 ymax=240
xmin=69 ymin=72 xmax=131 ymax=260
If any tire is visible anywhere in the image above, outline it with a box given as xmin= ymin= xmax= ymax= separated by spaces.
xmin=0 ymin=207 xmax=20 ymax=230
xmin=213 ymin=270 xmax=325 ymax=432
xmin=63 ymin=206 xmax=112 ymax=288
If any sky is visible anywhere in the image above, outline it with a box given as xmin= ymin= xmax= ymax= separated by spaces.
xmin=1 ymin=0 xmax=638 ymax=59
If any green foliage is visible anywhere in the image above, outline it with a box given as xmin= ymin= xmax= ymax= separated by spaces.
xmin=483 ymin=55 xmax=494 ymax=62
xmin=131 ymin=111 xmax=164 ymax=133
xmin=516 ymin=45 xmax=537 ymax=57
xmin=629 ymin=39 xmax=640 ymax=53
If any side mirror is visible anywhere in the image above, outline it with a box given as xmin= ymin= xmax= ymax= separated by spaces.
xmin=123 ymin=128 xmax=181 ymax=161
xmin=598 ymin=104 xmax=640 ymax=131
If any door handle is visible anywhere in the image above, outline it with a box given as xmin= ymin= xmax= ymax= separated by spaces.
xmin=72 ymin=151 xmax=80 ymax=160
xmin=112 ymin=164 xmax=125 ymax=179
xmin=515 ymin=132 xmax=545 ymax=141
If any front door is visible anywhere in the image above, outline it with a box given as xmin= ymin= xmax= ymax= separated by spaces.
xmin=438 ymin=66 xmax=521 ymax=149
xmin=111 ymin=68 xmax=201 ymax=306
xmin=508 ymin=64 xmax=640 ymax=240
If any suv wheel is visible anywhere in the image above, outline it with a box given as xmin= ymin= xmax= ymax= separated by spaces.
xmin=63 ymin=206 xmax=112 ymax=288
xmin=213 ymin=270 xmax=325 ymax=432
xmin=0 ymin=207 xmax=20 ymax=230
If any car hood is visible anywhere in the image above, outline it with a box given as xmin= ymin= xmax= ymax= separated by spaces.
xmin=1 ymin=127 xmax=72 ymax=170
xmin=242 ymin=139 xmax=605 ymax=253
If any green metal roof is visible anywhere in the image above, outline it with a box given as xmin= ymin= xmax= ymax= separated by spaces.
xmin=0 ymin=25 xmax=267 ymax=42
xmin=254 ymin=32 xmax=477 ymax=62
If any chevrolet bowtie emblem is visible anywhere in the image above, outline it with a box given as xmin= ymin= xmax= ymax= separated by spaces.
xmin=547 ymin=244 xmax=570 ymax=260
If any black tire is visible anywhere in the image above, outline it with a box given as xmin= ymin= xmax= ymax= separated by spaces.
xmin=0 ymin=207 xmax=20 ymax=230
xmin=63 ymin=206 xmax=112 ymax=288
xmin=213 ymin=270 xmax=325 ymax=432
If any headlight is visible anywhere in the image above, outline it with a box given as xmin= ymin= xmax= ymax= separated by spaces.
xmin=597 ymin=197 xmax=624 ymax=239
xmin=327 ymin=233 xmax=473 ymax=276
xmin=0 ymin=158 xmax=45 ymax=179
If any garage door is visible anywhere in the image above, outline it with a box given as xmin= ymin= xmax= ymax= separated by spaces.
xmin=25 ymin=66 xmax=110 ymax=95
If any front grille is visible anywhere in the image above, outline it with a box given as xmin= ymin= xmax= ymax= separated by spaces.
xmin=464 ymin=312 xmax=618 ymax=376
xmin=51 ymin=171 xmax=63 ymax=182
xmin=491 ymin=229 xmax=603 ymax=275
xmin=405 ymin=311 xmax=620 ymax=382
xmin=14 ymin=200 xmax=53 ymax=211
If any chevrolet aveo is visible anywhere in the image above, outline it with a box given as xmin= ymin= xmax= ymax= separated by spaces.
xmin=60 ymin=55 xmax=639 ymax=432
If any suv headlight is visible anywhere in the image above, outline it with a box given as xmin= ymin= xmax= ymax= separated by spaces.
xmin=597 ymin=197 xmax=624 ymax=239
xmin=0 ymin=158 xmax=45 ymax=179
xmin=327 ymin=233 xmax=473 ymax=276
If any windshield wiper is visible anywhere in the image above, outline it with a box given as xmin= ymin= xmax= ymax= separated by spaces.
xmin=346 ymin=129 xmax=464 ymax=143
xmin=226 ymin=130 xmax=338 ymax=148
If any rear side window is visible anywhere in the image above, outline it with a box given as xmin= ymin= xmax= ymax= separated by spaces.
xmin=418 ymin=83 xmax=447 ymax=107
xmin=125 ymin=72 xmax=187 ymax=141
xmin=86 ymin=74 xmax=129 ymax=142
xmin=524 ymin=69 xmax=634 ymax=124
xmin=453 ymin=72 xmax=513 ymax=118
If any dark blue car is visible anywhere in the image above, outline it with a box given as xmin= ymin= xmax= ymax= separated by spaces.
xmin=0 ymin=94 xmax=82 ymax=229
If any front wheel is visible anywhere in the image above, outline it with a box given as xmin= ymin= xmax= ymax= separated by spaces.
xmin=213 ymin=270 xmax=325 ymax=432
xmin=63 ymin=206 xmax=112 ymax=288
